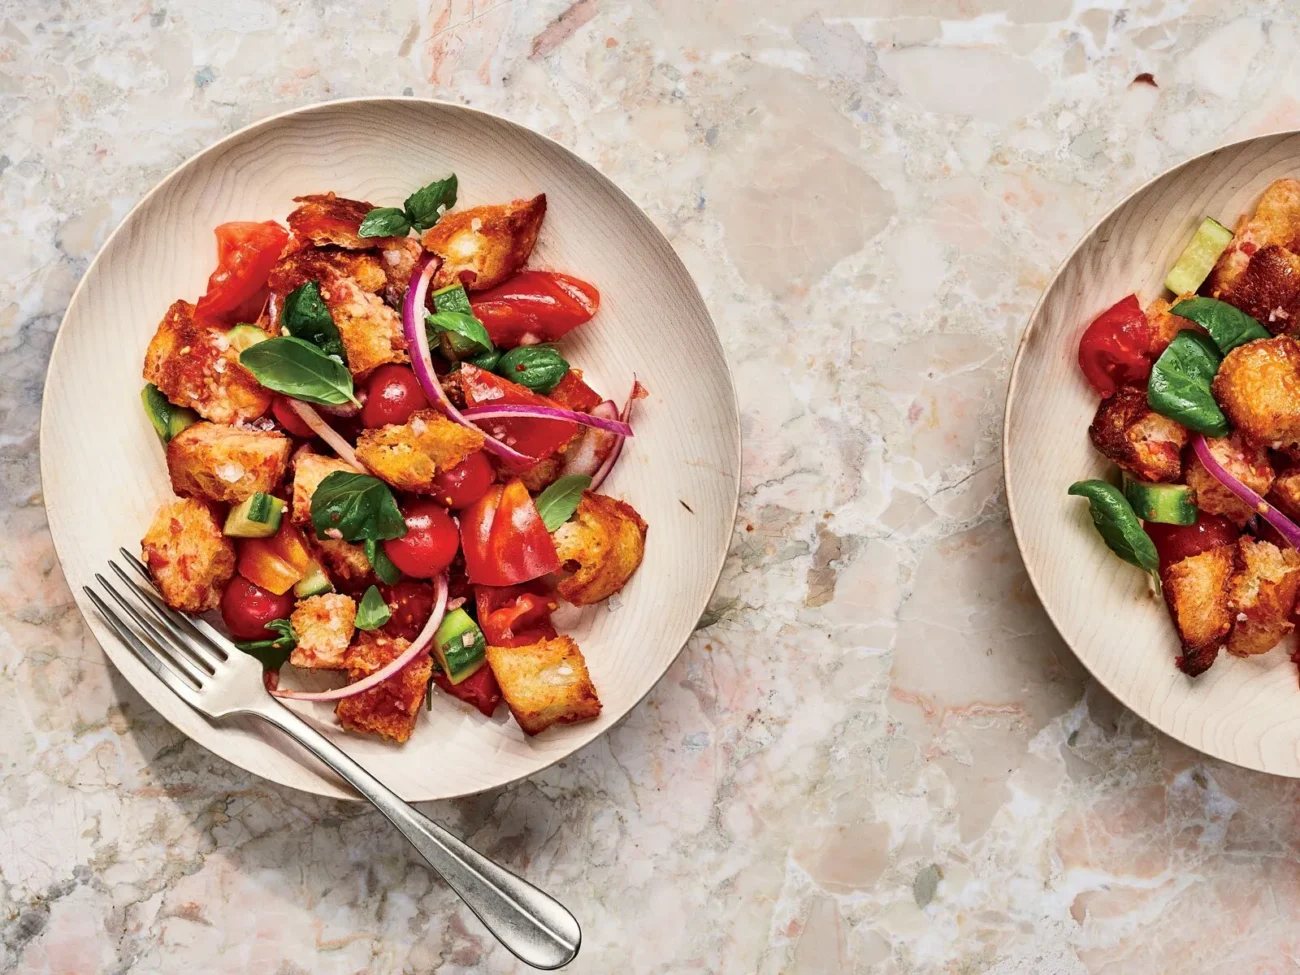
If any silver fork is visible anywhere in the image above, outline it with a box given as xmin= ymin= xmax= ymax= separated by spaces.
xmin=84 ymin=549 xmax=581 ymax=971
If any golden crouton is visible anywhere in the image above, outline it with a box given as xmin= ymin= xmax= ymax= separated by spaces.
xmin=354 ymin=410 xmax=485 ymax=493
xmin=323 ymin=276 xmax=408 ymax=377
xmin=1207 ymin=179 xmax=1300 ymax=326
xmin=1163 ymin=544 xmax=1234 ymax=676
xmin=287 ymin=192 xmax=405 ymax=250
xmin=1185 ymin=433 xmax=1275 ymax=527
xmin=1268 ymin=465 xmax=1300 ymax=521
xmin=1087 ymin=386 xmax=1188 ymax=483
xmin=313 ymin=538 xmax=374 ymax=590
xmin=552 ymin=492 xmax=648 ymax=606
xmin=334 ymin=632 xmax=431 ymax=743
xmin=1225 ymin=536 xmax=1300 ymax=656
xmin=288 ymin=593 xmax=356 ymax=669
xmin=1145 ymin=294 xmax=1203 ymax=358
xmin=267 ymin=246 xmax=387 ymax=299
xmin=291 ymin=453 xmax=358 ymax=525
xmin=143 ymin=300 xmax=271 ymax=423
xmin=1211 ymin=244 xmax=1300 ymax=331
xmin=1212 ymin=335 xmax=1300 ymax=448
xmin=484 ymin=635 xmax=601 ymax=735
xmin=423 ymin=195 xmax=546 ymax=291
xmin=378 ymin=237 xmax=424 ymax=307
xmin=141 ymin=498 xmax=236 ymax=613
xmin=166 ymin=422 xmax=291 ymax=504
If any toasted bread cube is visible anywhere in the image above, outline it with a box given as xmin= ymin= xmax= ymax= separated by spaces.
xmin=1087 ymin=385 xmax=1188 ymax=483
xmin=1211 ymin=244 xmax=1300 ymax=331
xmin=287 ymin=192 xmax=404 ymax=250
xmin=354 ymin=410 xmax=485 ymax=494
xmin=288 ymin=593 xmax=357 ymax=669
xmin=268 ymin=245 xmax=387 ymax=298
xmin=1163 ymin=544 xmax=1234 ymax=676
xmin=334 ymin=632 xmax=431 ymax=743
xmin=1207 ymin=179 xmax=1300 ymax=325
xmin=1185 ymin=433 xmax=1275 ymax=527
xmin=141 ymin=498 xmax=236 ymax=613
xmin=485 ymin=635 xmax=601 ymax=735
xmin=313 ymin=538 xmax=374 ymax=590
xmin=166 ymin=422 xmax=291 ymax=504
xmin=291 ymin=453 xmax=358 ymax=525
xmin=1212 ymin=335 xmax=1300 ymax=449
xmin=1226 ymin=537 xmax=1300 ymax=656
xmin=378 ymin=237 xmax=424 ymax=308
xmin=553 ymin=493 xmax=648 ymax=606
xmin=1145 ymin=294 xmax=1203 ymax=358
xmin=143 ymin=300 xmax=271 ymax=423
xmin=322 ymin=276 xmax=408 ymax=377
xmin=1269 ymin=465 xmax=1300 ymax=521
xmin=423 ymin=195 xmax=546 ymax=292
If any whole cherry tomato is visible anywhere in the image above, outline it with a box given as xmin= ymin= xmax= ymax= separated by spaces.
xmin=432 ymin=452 xmax=495 ymax=509
xmin=1144 ymin=514 xmax=1239 ymax=575
xmin=470 ymin=271 xmax=599 ymax=348
xmin=1078 ymin=294 xmax=1154 ymax=398
xmin=271 ymin=396 xmax=318 ymax=438
xmin=220 ymin=576 xmax=296 ymax=641
xmin=194 ymin=221 xmax=289 ymax=326
xmin=432 ymin=665 xmax=502 ymax=717
xmin=361 ymin=364 xmax=429 ymax=428
xmin=380 ymin=580 xmax=437 ymax=641
xmin=459 ymin=478 xmax=560 ymax=586
xmin=384 ymin=501 xmax=460 ymax=578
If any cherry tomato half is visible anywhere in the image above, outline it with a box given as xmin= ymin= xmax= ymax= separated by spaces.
xmin=380 ymin=580 xmax=437 ymax=641
xmin=470 ymin=270 xmax=599 ymax=348
xmin=459 ymin=479 xmax=560 ymax=586
xmin=384 ymin=501 xmax=460 ymax=578
xmin=1144 ymin=513 xmax=1239 ymax=575
xmin=194 ymin=221 xmax=289 ymax=326
xmin=432 ymin=665 xmax=502 ymax=717
xmin=1077 ymin=294 xmax=1154 ymax=398
xmin=432 ymin=451 xmax=495 ymax=509
xmin=475 ymin=581 xmax=558 ymax=647
xmin=272 ymin=396 xmax=318 ymax=438
xmin=220 ymin=576 xmax=296 ymax=641
xmin=361 ymin=364 xmax=429 ymax=428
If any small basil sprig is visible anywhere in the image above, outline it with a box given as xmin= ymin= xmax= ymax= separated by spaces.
xmin=427 ymin=310 xmax=494 ymax=360
xmin=1146 ymin=331 xmax=1229 ymax=436
xmin=310 ymin=471 xmax=408 ymax=543
xmin=364 ymin=539 xmax=402 ymax=585
xmin=1170 ymin=297 xmax=1270 ymax=354
xmin=240 ymin=337 xmax=359 ymax=407
xmin=496 ymin=345 xmax=569 ymax=394
xmin=282 ymin=281 xmax=346 ymax=360
xmin=535 ymin=474 xmax=591 ymax=532
xmin=1067 ymin=480 xmax=1160 ymax=588
xmin=358 ymin=174 xmax=458 ymax=238
xmin=234 ymin=619 xmax=297 ymax=670
xmin=355 ymin=585 xmax=393 ymax=631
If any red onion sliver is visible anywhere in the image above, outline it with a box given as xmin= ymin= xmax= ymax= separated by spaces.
xmin=590 ymin=380 xmax=642 ymax=491
xmin=461 ymin=403 xmax=633 ymax=437
xmin=1191 ymin=434 xmax=1300 ymax=548
xmin=288 ymin=400 xmax=365 ymax=472
xmin=400 ymin=255 xmax=533 ymax=466
xmin=272 ymin=573 xmax=448 ymax=702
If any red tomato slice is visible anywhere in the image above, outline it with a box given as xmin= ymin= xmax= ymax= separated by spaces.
xmin=459 ymin=364 xmax=577 ymax=470
xmin=1144 ymin=514 xmax=1239 ymax=576
xmin=459 ymin=479 xmax=560 ymax=586
xmin=432 ymin=665 xmax=502 ymax=717
xmin=548 ymin=370 xmax=603 ymax=413
xmin=1077 ymin=294 xmax=1153 ymax=397
xmin=474 ymin=581 xmax=559 ymax=647
xmin=470 ymin=271 xmax=599 ymax=348
xmin=195 ymin=220 xmax=290 ymax=326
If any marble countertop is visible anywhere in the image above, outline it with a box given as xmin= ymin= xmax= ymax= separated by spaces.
xmin=5 ymin=2 xmax=1300 ymax=972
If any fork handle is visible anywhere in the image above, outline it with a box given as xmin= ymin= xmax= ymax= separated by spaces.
xmin=253 ymin=702 xmax=581 ymax=971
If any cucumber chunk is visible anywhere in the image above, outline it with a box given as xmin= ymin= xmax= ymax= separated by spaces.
xmin=224 ymin=492 xmax=285 ymax=538
xmin=1165 ymin=217 xmax=1234 ymax=296
xmin=293 ymin=560 xmax=333 ymax=598
xmin=1123 ymin=473 xmax=1197 ymax=526
xmin=226 ymin=324 xmax=270 ymax=353
xmin=141 ymin=383 xmax=199 ymax=443
xmin=432 ymin=608 xmax=487 ymax=684
xmin=431 ymin=283 xmax=473 ymax=316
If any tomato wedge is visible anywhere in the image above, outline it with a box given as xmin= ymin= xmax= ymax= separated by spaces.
xmin=475 ymin=581 xmax=559 ymax=647
xmin=459 ymin=364 xmax=577 ymax=470
xmin=1077 ymin=294 xmax=1154 ymax=397
xmin=236 ymin=519 xmax=312 ymax=595
xmin=432 ymin=665 xmax=502 ymax=717
xmin=194 ymin=220 xmax=290 ymax=326
xmin=460 ymin=479 xmax=560 ymax=586
xmin=470 ymin=271 xmax=599 ymax=348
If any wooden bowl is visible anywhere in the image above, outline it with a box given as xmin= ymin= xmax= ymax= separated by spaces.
xmin=40 ymin=99 xmax=740 ymax=800
xmin=1005 ymin=131 xmax=1300 ymax=776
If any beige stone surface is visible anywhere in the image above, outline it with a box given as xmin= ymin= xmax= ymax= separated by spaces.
xmin=7 ymin=1 xmax=1300 ymax=972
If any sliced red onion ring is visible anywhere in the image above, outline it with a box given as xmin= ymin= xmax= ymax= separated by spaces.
xmin=590 ymin=380 xmax=644 ymax=491
xmin=271 ymin=573 xmax=448 ymax=702
xmin=1192 ymin=434 xmax=1300 ymax=548
xmin=461 ymin=403 xmax=633 ymax=436
xmin=561 ymin=400 xmax=619 ymax=478
xmin=287 ymin=400 xmax=365 ymax=472
xmin=401 ymin=255 xmax=533 ymax=466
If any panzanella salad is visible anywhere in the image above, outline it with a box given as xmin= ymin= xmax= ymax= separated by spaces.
xmin=139 ymin=178 xmax=647 ymax=742
xmin=1069 ymin=179 xmax=1300 ymax=679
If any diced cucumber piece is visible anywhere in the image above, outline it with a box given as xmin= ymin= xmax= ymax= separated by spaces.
xmin=224 ymin=492 xmax=285 ymax=538
xmin=1165 ymin=217 xmax=1234 ymax=296
xmin=432 ymin=283 xmax=473 ymax=316
xmin=432 ymin=608 xmax=487 ymax=684
xmin=141 ymin=383 xmax=199 ymax=443
xmin=293 ymin=560 xmax=333 ymax=598
xmin=226 ymin=324 xmax=270 ymax=352
xmin=1122 ymin=473 xmax=1197 ymax=526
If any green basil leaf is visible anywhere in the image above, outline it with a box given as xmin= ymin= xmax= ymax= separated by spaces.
xmin=355 ymin=585 xmax=393 ymax=631
xmin=467 ymin=348 xmax=502 ymax=371
xmin=1170 ymin=296 xmax=1271 ymax=354
xmin=1146 ymin=331 xmax=1230 ymax=436
xmin=1067 ymin=479 xmax=1160 ymax=580
xmin=310 ymin=471 xmax=408 ymax=543
xmin=282 ymin=281 xmax=346 ymax=360
xmin=358 ymin=206 xmax=411 ymax=238
xmin=404 ymin=174 xmax=458 ymax=232
xmin=535 ymin=474 xmax=592 ymax=532
xmin=234 ymin=618 xmax=296 ymax=670
xmin=240 ymin=336 xmax=359 ymax=407
xmin=496 ymin=345 xmax=570 ymax=394
xmin=427 ymin=310 xmax=493 ymax=359
xmin=364 ymin=538 xmax=402 ymax=585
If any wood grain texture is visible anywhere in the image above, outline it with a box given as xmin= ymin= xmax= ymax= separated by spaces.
xmin=39 ymin=98 xmax=740 ymax=800
xmin=1005 ymin=131 xmax=1300 ymax=776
